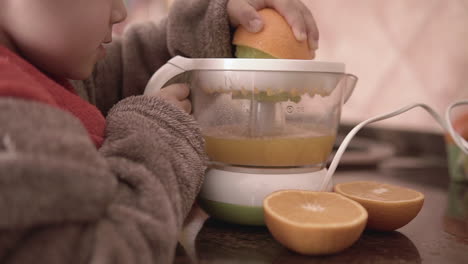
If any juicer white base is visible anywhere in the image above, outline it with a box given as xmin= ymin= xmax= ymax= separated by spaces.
xmin=199 ymin=168 xmax=332 ymax=208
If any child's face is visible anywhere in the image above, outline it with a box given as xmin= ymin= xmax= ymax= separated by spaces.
xmin=2 ymin=0 xmax=127 ymax=80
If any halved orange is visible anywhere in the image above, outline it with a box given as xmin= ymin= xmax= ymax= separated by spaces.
xmin=263 ymin=190 xmax=367 ymax=255
xmin=233 ymin=8 xmax=314 ymax=59
xmin=334 ymin=181 xmax=424 ymax=231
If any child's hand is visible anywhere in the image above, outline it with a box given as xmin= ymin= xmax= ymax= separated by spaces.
xmin=147 ymin=84 xmax=192 ymax=114
xmin=227 ymin=0 xmax=319 ymax=50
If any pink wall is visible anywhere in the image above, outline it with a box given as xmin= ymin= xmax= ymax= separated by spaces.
xmin=304 ymin=0 xmax=468 ymax=132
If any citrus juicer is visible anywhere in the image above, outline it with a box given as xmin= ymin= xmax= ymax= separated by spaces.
xmin=144 ymin=56 xmax=358 ymax=225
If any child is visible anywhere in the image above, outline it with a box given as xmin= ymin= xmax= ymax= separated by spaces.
xmin=0 ymin=0 xmax=318 ymax=263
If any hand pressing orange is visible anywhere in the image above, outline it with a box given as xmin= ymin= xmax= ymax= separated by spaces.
xmin=227 ymin=0 xmax=319 ymax=52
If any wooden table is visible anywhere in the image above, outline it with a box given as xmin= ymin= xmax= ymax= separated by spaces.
xmin=176 ymin=166 xmax=468 ymax=263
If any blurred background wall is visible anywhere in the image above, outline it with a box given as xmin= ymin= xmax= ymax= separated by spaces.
xmin=118 ymin=0 xmax=468 ymax=133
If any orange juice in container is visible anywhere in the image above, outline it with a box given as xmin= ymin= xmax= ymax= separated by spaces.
xmin=445 ymin=112 xmax=468 ymax=182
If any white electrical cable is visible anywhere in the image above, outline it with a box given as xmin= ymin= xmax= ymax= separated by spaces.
xmin=319 ymin=100 xmax=468 ymax=191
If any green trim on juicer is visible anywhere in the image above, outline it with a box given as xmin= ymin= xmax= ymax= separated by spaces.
xmin=199 ymin=198 xmax=265 ymax=226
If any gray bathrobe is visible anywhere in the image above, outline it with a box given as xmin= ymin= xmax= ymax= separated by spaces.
xmin=0 ymin=0 xmax=232 ymax=263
